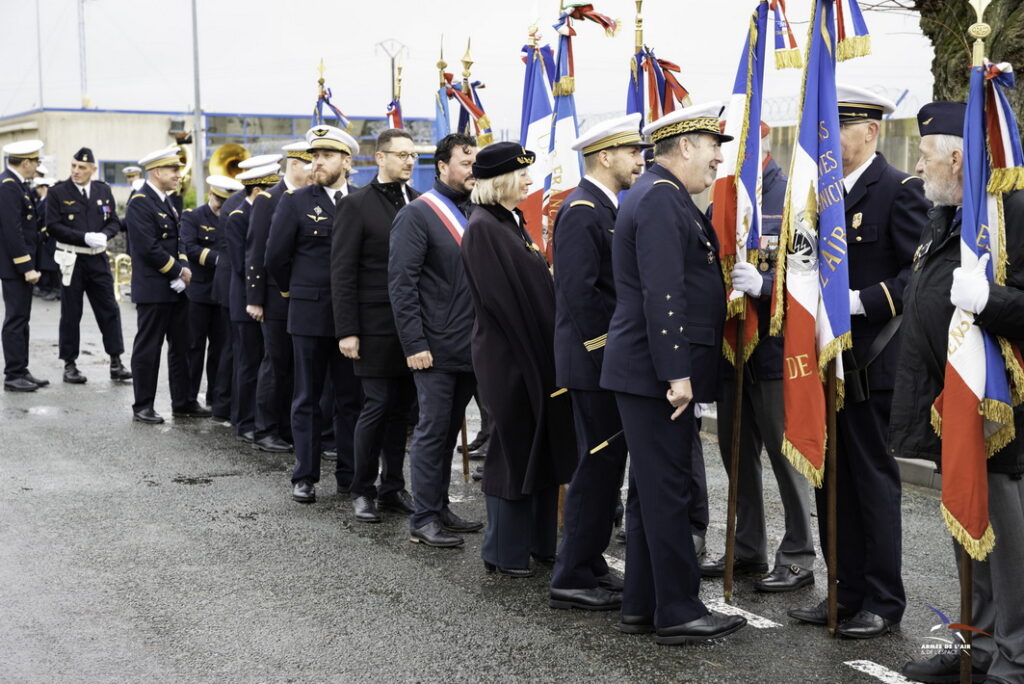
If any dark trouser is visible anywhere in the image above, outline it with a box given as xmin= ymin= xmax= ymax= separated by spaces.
xmin=1 ymin=277 xmax=32 ymax=380
xmin=716 ymin=378 xmax=814 ymax=569
xmin=213 ymin=306 xmax=234 ymax=421
xmin=131 ymin=300 xmax=191 ymax=413
xmin=482 ymin=487 xmax=559 ymax=570
xmin=290 ymin=334 xmax=361 ymax=486
xmin=615 ymin=392 xmax=706 ymax=628
xmin=351 ymin=374 xmax=416 ymax=500
xmin=408 ymin=369 xmax=476 ymax=529
xmin=186 ymin=300 xmax=226 ymax=406
xmin=232 ymin=319 xmax=264 ymax=436
xmin=552 ymin=389 xmax=627 ymax=589
xmin=816 ymin=390 xmax=905 ymax=622
xmin=254 ymin=317 xmax=292 ymax=442
xmin=58 ymin=254 xmax=124 ymax=362
xmin=690 ymin=420 xmax=709 ymax=537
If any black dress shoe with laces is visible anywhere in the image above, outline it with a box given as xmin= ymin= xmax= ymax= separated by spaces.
xmin=754 ymin=564 xmax=815 ymax=593
xmin=133 ymin=408 xmax=165 ymax=424
xmin=24 ymin=372 xmax=49 ymax=387
xmin=63 ymin=361 xmax=87 ymax=384
xmin=173 ymin=402 xmax=213 ymax=418
xmin=901 ymin=651 xmax=987 ymax=683
xmin=484 ymin=561 xmax=533 ymax=578
xmin=549 ymin=586 xmax=622 ymax=611
xmin=836 ymin=610 xmax=899 ymax=639
xmin=699 ymin=555 xmax=768 ymax=578
xmin=253 ymin=435 xmax=293 ymax=453
xmin=410 ymin=520 xmax=464 ymax=547
xmin=321 ymin=449 xmax=337 ymax=461
xmin=353 ymin=495 xmax=381 ymax=522
xmin=788 ymin=599 xmax=855 ymax=625
xmin=655 ymin=613 xmax=748 ymax=644
xmin=378 ymin=490 xmax=415 ymax=515
xmin=618 ymin=614 xmax=655 ymax=634
xmin=4 ymin=377 xmax=39 ymax=392
xmin=292 ymin=481 xmax=316 ymax=503
xmin=439 ymin=507 xmax=484 ymax=533
xmin=109 ymin=356 xmax=132 ymax=381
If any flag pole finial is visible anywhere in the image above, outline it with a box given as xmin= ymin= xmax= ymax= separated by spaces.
xmin=968 ymin=0 xmax=992 ymax=67
xmin=461 ymin=39 xmax=474 ymax=83
xmin=437 ymin=37 xmax=447 ymax=88
xmin=634 ymin=0 xmax=644 ymax=53
xmin=316 ymin=58 xmax=325 ymax=87
xmin=395 ymin=64 xmax=403 ymax=101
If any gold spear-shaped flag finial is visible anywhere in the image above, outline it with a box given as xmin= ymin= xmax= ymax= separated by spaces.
xmin=395 ymin=64 xmax=404 ymax=101
xmin=317 ymin=58 xmax=326 ymax=86
xmin=437 ymin=36 xmax=448 ymax=88
xmin=635 ymin=0 xmax=644 ymax=53
xmin=968 ymin=0 xmax=993 ymax=67
xmin=461 ymin=38 xmax=474 ymax=84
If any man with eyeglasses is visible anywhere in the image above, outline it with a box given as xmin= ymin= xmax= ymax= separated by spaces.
xmin=331 ymin=128 xmax=421 ymax=523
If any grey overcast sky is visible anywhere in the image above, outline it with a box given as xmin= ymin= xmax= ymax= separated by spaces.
xmin=1 ymin=0 xmax=934 ymax=134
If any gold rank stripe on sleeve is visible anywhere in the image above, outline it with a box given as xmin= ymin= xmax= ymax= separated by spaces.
xmin=13 ymin=255 xmax=31 ymax=264
xmin=569 ymin=200 xmax=595 ymax=208
xmin=158 ymin=255 xmax=176 ymax=274
xmin=583 ymin=333 xmax=608 ymax=352
xmin=549 ymin=388 xmax=568 ymax=398
xmin=880 ymin=281 xmax=897 ymax=318
xmin=653 ymin=179 xmax=679 ymax=190
xmin=199 ymin=248 xmax=211 ymax=266
xmin=178 ymin=253 xmax=188 ymax=262
xmin=280 ymin=291 xmax=290 ymax=298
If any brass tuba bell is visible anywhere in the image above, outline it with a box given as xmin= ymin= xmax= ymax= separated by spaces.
xmin=209 ymin=143 xmax=251 ymax=179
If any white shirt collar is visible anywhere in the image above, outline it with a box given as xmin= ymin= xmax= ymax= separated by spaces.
xmin=245 ymin=196 xmax=254 ymax=206
xmin=325 ymin=182 xmax=349 ymax=202
xmin=75 ymin=181 xmax=90 ymax=197
xmin=843 ymin=153 xmax=877 ymax=193
xmin=284 ymin=177 xmax=297 ymax=192
xmin=584 ymin=175 xmax=619 ymax=209
xmin=146 ymin=180 xmax=168 ymax=202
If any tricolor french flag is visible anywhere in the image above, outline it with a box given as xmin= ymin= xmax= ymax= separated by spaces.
xmin=519 ymin=36 xmax=556 ymax=250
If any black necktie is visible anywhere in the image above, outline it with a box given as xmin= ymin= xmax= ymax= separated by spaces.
xmin=334 ymin=191 xmax=343 ymax=209
xmin=165 ymin=197 xmax=178 ymax=221
xmin=80 ymin=186 xmax=88 ymax=200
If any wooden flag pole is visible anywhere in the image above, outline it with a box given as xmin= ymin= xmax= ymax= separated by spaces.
xmin=960 ymin=545 xmax=974 ymax=684
xmin=723 ymin=310 xmax=746 ymax=602
xmin=460 ymin=419 xmax=470 ymax=483
xmin=825 ymin=358 xmax=839 ymax=635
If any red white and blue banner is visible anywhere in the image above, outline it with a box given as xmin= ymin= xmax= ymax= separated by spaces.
xmin=625 ymin=46 xmax=690 ymax=128
xmin=519 ymin=31 xmax=556 ymax=250
xmin=932 ymin=62 xmax=1024 ymax=560
xmin=772 ymin=0 xmax=861 ymax=486
xmin=386 ymin=99 xmax=403 ymax=130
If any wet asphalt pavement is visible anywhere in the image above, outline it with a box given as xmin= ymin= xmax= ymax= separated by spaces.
xmin=1 ymin=299 xmax=960 ymax=683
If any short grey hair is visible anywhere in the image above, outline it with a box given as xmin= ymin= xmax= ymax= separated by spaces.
xmin=931 ymin=133 xmax=963 ymax=158
xmin=470 ymin=167 xmax=526 ymax=206
xmin=653 ymin=132 xmax=704 ymax=159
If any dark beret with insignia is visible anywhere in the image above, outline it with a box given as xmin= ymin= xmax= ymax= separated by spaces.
xmin=471 ymin=141 xmax=536 ymax=180
xmin=73 ymin=147 xmax=95 ymax=163
xmin=917 ymin=101 xmax=967 ymax=138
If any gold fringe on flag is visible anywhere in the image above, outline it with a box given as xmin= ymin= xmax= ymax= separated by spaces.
xmin=836 ymin=34 xmax=871 ymax=62
xmin=982 ymin=397 xmax=1016 ymax=456
xmin=998 ymin=337 xmax=1024 ymax=405
xmin=941 ymin=503 xmax=995 ymax=561
xmin=987 ymin=167 xmax=1024 ymax=194
xmin=931 ymin=403 xmax=943 ymax=437
xmin=782 ymin=436 xmax=825 ymax=488
xmin=774 ymin=48 xmax=803 ymax=70
xmin=477 ymin=132 xmax=494 ymax=146
xmin=552 ymin=77 xmax=576 ymax=96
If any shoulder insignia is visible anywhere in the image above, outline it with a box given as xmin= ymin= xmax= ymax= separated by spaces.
xmin=63 ymin=200 xmax=77 ymax=205
xmin=229 ymin=209 xmax=244 ymax=216
xmin=284 ymin=190 xmax=294 ymax=195
xmin=259 ymin=191 xmax=272 ymax=199
xmin=569 ymin=200 xmax=595 ymax=208
xmin=2 ymin=178 xmax=15 ymax=183
xmin=653 ymin=179 xmax=680 ymax=190
xmin=183 ymin=208 xmax=192 ymax=214
xmin=901 ymin=175 xmax=922 ymax=184
xmin=130 ymin=193 xmax=146 ymax=200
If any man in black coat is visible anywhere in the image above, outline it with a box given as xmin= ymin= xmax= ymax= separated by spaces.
xmin=245 ymin=142 xmax=310 ymax=453
xmin=549 ymin=114 xmax=647 ymax=610
xmin=332 ymin=129 xmax=420 ymax=523
xmin=389 ymin=133 xmax=484 ymax=546
xmin=44 ymin=147 xmax=132 ymax=384
xmin=266 ymin=125 xmax=362 ymax=504
xmin=788 ymin=85 xmax=928 ymax=638
xmin=125 ymin=146 xmax=210 ymax=423
xmin=894 ymin=102 xmax=1024 ymax=684
xmin=600 ymin=105 xmax=746 ymax=644
xmin=0 ymin=139 xmax=47 ymax=392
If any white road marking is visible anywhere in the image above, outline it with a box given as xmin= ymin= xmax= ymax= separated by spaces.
xmin=844 ymin=660 xmax=913 ymax=683
xmin=705 ymin=599 xmax=782 ymax=629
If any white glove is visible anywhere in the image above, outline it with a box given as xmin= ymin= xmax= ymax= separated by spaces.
xmin=951 ymin=253 xmax=991 ymax=314
xmin=849 ymin=290 xmax=866 ymax=316
xmin=730 ymin=261 xmax=763 ymax=297
xmin=84 ymin=232 xmax=107 ymax=249
xmin=169 ymin=278 xmax=186 ymax=293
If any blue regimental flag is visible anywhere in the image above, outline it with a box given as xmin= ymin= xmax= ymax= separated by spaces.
xmin=519 ymin=37 xmax=555 ymax=249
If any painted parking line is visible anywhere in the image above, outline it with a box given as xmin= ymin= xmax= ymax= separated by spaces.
xmin=844 ymin=660 xmax=913 ymax=683
xmin=705 ymin=598 xmax=782 ymax=629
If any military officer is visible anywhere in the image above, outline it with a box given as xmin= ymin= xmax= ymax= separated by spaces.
xmin=549 ymin=113 xmax=648 ymax=610
xmin=788 ymin=85 xmax=928 ymax=637
xmin=226 ymin=162 xmax=280 ymax=442
xmin=0 ymin=139 xmax=49 ymax=392
xmin=245 ymin=142 xmax=311 ymax=453
xmin=43 ymin=147 xmax=132 ymax=384
xmin=122 ymin=165 xmax=143 ymax=191
xmin=600 ymin=104 xmax=746 ymax=644
xmin=125 ymin=146 xmax=210 ymax=423
xmin=266 ymin=125 xmax=363 ymax=504
xmin=180 ymin=174 xmax=242 ymax=414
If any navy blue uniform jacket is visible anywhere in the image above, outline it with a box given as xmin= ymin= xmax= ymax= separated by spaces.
xmin=600 ymin=163 xmax=726 ymax=401
xmin=213 ymin=191 xmax=245 ymax=308
xmin=44 ymin=178 xmax=120 ymax=247
xmin=125 ymin=182 xmax=188 ymax=304
xmin=179 ymin=203 xmax=220 ymax=305
xmin=0 ymin=169 xmax=41 ymax=279
xmin=225 ymin=198 xmax=253 ymax=322
xmin=552 ymin=178 xmax=617 ymax=391
xmin=245 ymin=181 xmax=290 ymax=321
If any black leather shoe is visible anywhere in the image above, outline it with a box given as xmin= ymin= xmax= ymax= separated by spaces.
xmin=836 ymin=610 xmax=899 ymax=639
xmin=353 ymin=495 xmax=382 ymax=523
xmin=699 ymin=555 xmax=768 ymax=578
xmin=618 ymin=614 xmax=655 ymax=634
xmin=440 ymin=507 xmax=484 ymax=533
xmin=410 ymin=520 xmax=464 ymax=547
xmin=531 ymin=553 xmax=556 ymax=564
xmin=655 ymin=613 xmax=747 ymax=644
xmin=24 ymin=371 xmax=49 ymax=387
xmin=596 ymin=572 xmax=624 ymax=592
xmin=63 ymin=362 xmax=87 ymax=384
xmin=467 ymin=445 xmax=487 ymax=460
xmin=378 ymin=490 xmax=415 ymax=515
xmin=173 ymin=402 xmax=213 ymax=418
xmin=321 ymin=448 xmax=337 ymax=461
xmin=253 ymin=435 xmax=293 ymax=453
xmin=549 ymin=586 xmax=622 ymax=611
xmin=4 ymin=377 xmax=39 ymax=392
xmin=292 ymin=481 xmax=315 ymax=503
xmin=471 ymin=464 xmax=484 ymax=482
xmin=754 ymin=564 xmax=815 ymax=593
xmin=901 ymin=651 xmax=987 ymax=683
xmin=788 ymin=599 xmax=855 ymax=626
xmin=133 ymin=408 xmax=165 ymax=424
xmin=466 ymin=433 xmax=488 ymax=452
xmin=109 ymin=356 xmax=132 ymax=381
xmin=484 ymin=561 xmax=533 ymax=578
xmin=236 ymin=431 xmax=255 ymax=443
